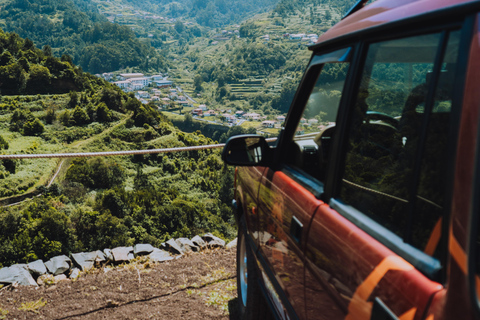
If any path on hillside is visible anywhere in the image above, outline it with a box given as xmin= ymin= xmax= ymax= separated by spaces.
xmin=1 ymin=115 xmax=133 ymax=207
xmin=177 ymin=86 xmax=198 ymax=104
xmin=0 ymin=248 xmax=239 ymax=320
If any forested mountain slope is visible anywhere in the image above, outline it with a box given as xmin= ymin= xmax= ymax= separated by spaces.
xmin=0 ymin=28 xmax=234 ymax=268
xmin=0 ymin=0 xmax=166 ymax=74
xmin=101 ymin=0 xmax=279 ymax=28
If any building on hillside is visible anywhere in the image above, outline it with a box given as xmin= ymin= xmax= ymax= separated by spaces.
xmin=203 ymin=110 xmax=214 ymax=117
xmin=102 ymin=73 xmax=114 ymax=81
xmin=296 ymin=127 xmax=305 ymax=135
xmin=198 ymin=104 xmax=208 ymax=111
xmin=119 ymin=73 xmax=144 ymax=80
xmin=155 ymin=79 xmax=173 ymax=88
xmin=192 ymin=108 xmax=203 ymax=116
xmin=113 ymin=80 xmax=130 ymax=90
xmin=177 ymin=100 xmax=192 ymax=108
xmin=135 ymin=91 xmax=150 ymax=99
xmin=289 ymin=34 xmax=306 ymax=40
xmin=150 ymin=75 xmax=164 ymax=82
xmin=262 ymin=120 xmax=276 ymax=128
xmin=244 ymin=112 xmax=260 ymax=120
xmin=130 ymin=77 xmax=150 ymax=88
xmin=222 ymin=114 xmax=236 ymax=123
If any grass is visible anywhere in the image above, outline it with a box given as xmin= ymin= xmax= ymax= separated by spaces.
xmin=0 ymin=307 xmax=8 ymax=319
xmin=18 ymin=298 xmax=47 ymax=314
xmin=203 ymin=277 xmax=237 ymax=314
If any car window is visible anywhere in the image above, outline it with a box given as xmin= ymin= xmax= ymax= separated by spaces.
xmin=339 ymin=30 xmax=460 ymax=256
xmin=286 ymin=50 xmax=350 ymax=181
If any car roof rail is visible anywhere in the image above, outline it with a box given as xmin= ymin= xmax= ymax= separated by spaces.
xmin=342 ymin=0 xmax=370 ymax=20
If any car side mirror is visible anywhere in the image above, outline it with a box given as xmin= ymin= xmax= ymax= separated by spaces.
xmin=222 ymin=135 xmax=271 ymax=166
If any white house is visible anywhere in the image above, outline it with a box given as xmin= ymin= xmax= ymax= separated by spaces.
xmin=119 ymin=73 xmax=144 ymax=80
xmin=289 ymin=33 xmax=306 ymax=40
xmin=113 ymin=80 xmax=130 ymax=89
xmin=130 ymin=77 xmax=150 ymax=88
xmin=135 ymin=91 xmax=150 ymax=99
xmin=262 ymin=120 xmax=276 ymax=128
xmin=199 ymin=104 xmax=208 ymax=111
xmin=222 ymin=114 xmax=236 ymax=122
xmin=244 ymin=112 xmax=260 ymax=120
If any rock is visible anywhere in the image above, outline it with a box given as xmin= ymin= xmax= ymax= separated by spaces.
xmin=111 ymin=247 xmax=133 ymax=263
xmin=104 ymin=249 xmax=113 ymax=261
xmin=226 ymin=238 xmax=238 ymax=250
xmin=148 ymin=248 xmax=173 ymax=263
xmin=37 ymin=274 xmax=55 ymax=286
xmin=128 ymin=252 xmax=135 ymax=261
xmin=202 ymin=233 xmax=226 ymax=248
xmin=54 ymin=274 xmax=68 ymax=282
xmin=71 ymin=252 xmax=97 ymax=271
xmin=45 ymin=255 xmax=71 ymax=276
xmin=27 ymin=260 xmax=47 ymax=277
xmin=0 ymin=265 xmax=37 ymax=286
xmin=134 ymin=244 xmax=155 ymax=256
xmin=162 ymin=239 xmax=184 ymax=255
xmin=70 ymin=268 xmax=81 ymax=279
xmin=191 ymin=235 xmax=207 ymax=249
xmin=175 ymin=238 xmax=199 ymax=252
xmin=94 ymin=250 xmax=106 ymax=264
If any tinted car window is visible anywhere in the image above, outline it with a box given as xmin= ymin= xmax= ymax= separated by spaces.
xmin=339 ymin=30 xmax=460 ymax=254
xmin=287 ymin=54 xmax=350 ymax=181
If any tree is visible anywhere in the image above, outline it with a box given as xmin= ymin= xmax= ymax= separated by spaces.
xmin=42 ymin=45 xmax=52 ymax=57
xmin=174 ymin=21 xmax=185 ymax=34
xmin=194 ymin=75 xmax=203 ymax=92
xmin=71 ymin=106 xmax=89 ymax=126
xmin=23 ymin=118 xmax=44 ymax=136
xmin=0 ymin=135 xmax=8 ymax=150
xmin=26 ymin=64 xmax=51 ymax=93
xmin=45 ymin=108 xmax=56 ymax=124
xmin=96 ymin=103 xmax=112 ymax=123
xmin=0 ymin=62 xmax=27 ymax=94
xmin=68 ymin=91 xmax=78 ymax=109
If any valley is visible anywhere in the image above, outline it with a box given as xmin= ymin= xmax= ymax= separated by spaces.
xmin=0 ymin=0 xmax=355 ymax=275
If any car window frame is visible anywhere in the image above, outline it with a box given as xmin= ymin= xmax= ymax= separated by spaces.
xmin=273 ymin=47 xmax=354 ymax=198
xmin=467 ymin=13 xmax=480 ymax=316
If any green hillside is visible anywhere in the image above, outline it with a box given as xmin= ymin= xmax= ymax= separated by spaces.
xmin=0 ymin=0 xmax=167 ymax=74
xmin=0 ymin=29 xmax=235 ymax=267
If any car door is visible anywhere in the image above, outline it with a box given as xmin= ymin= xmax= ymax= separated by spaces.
xmin=256 ymin=48 xmax=352 ymax=319
xmin=304 ymin=28 xmax=465 ymax=319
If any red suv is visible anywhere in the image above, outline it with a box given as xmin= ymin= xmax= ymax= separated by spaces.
xmin=222 ymin=0 xmax=480 ymax=319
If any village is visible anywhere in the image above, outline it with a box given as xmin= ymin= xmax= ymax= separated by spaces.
xmin=97 ymin=67 xmax=330 ymax=136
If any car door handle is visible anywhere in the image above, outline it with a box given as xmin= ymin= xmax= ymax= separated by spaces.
xmin=371 ymin=297 xmax=398 ymax=320
xmin=290 ymin=216 xmax=303 ymax=244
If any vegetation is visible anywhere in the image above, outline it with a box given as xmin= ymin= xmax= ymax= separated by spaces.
xmin=0 ymin=0 xmax=360 ymax=268
xmin=0 ymin=0 xmax=166 ymax=74
xmin=111 ymin=0 xmax=278 ymax=28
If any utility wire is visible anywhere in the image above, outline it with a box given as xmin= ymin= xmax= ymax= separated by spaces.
xmin=0 ymin=138 xmax=277 ymax=159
